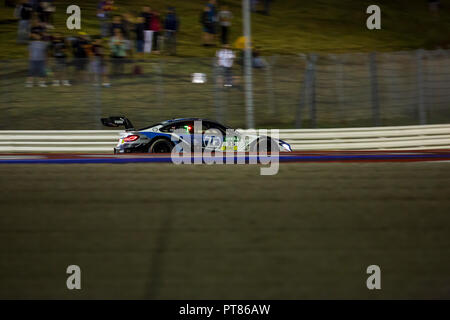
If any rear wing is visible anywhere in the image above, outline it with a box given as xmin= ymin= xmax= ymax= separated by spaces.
xmin=101 ymin=116 xmax=135 ymax=131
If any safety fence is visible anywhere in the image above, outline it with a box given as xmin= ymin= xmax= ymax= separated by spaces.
xmin=1 ymin=124 xmax=449 ymax=152
xmin=0 ymin=49 xmax=449 ymax=130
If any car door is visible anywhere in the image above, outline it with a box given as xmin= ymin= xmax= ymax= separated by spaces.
xmin=204 ymin=121 xmax=240 ymax=151
xmin=161 ymin=121 xmax=195 ymax=151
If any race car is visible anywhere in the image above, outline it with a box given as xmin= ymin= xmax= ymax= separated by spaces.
xmin=101 ymin=116 xmax=293 ymax=154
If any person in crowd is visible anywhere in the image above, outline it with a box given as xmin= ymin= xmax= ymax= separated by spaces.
xmin=72 ymin=32 xmax=91 ymax=82
xmin=110 ymin=29 xmax=127 ymax=75
xmin=251 ymin=0 xmax=258 ymax=12
xmin=199 ymin=6 xmax=212 ymax=46
xmin=36 ymin=1 xmax=55 ymax=28
xmin=233 ymin=35 xmax=248 ymax=65
xmin=141 ymin=6 xmax=153 ymax=30
xmin=109 ymin=14 xmax=126 ymax=37
xmin=121 ymin=13 xmax=134 ymax=57
xmin=50 ymin=32 xmax=70 ymax=86
xmin=428 ymin=0 xmax=441 ymax=16
xmin=121 ymin=13 xmax=133 ymax=40
xmin=97 ymin=0 xmax=115 ymax=38
xmin=216 ymin=43 xmax=235 ymax=87
xmin=164 ymin=6 xmax=179 ymax=55
xmin=206 ymin=0 xmax=218 ymax=40
xmin=91 ymin=37 xmax=110 ymax=87
xmin=200 ymin=6 xmax=214 ymax=46
xmin=134 ymin=16 xmax=146 ymax=57
xmin=26 ymin=32 xmax=48 ymax=87
xmin=262 ymin=0 xmax=271 ymax=15
xmin=252 ymin=46 xmax=267 ymax=68
xmin=30 ymin=16 xmax=46 ymax=37
xmin=150 ymin=10 xmax=162 ymax=54
xmin=218 ymin=5 xmax=232 ymax=45
xmin=16 ymin=0 xmax=33 ymax=44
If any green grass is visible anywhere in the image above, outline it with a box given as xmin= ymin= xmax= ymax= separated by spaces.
xmin=1 ymin=0 xmax=450 ymax=58
xmin=0 ymin=162 xmax=449 ymax=299
xmin=1 ymin=1 xmax=449 ymax=130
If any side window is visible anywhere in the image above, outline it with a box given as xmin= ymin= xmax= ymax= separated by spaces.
xmin=205 ymin=121 xmax=227 ymax=135
xmin=161 ymin=122 xmax=194 ymax=133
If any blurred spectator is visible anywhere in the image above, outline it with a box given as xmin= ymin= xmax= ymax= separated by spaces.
xmin=263 ymin=0 xmax=271 ymax=15
xmin=251 ymin=0 xmax=258 ymax=12
xmin=29 ymin=0 xmax=39 ymax=10
xmin=109 ymin=15 xmax=126 ymax=37
xmin=164 ymin=7 xmax=179 ymax=55
xmin=252 ymin=47 xmax=267 ymax=68
xmin=91 ymin=37 xmax=110 ymax=87
xmin=110 ymin=29 xmax=127 ymax=75
xmin=218 ymin=5 xmax=232 ymax=45
xmin=428 ymin=0 xmax=441 ymax=16
xmin=206 ymin=0 xmax=218 ymax=39
xmin=26 ymin=33 xmax=48 ymax=87
xmin=30 ymin=18 xmax=46 ymax=38
xmin=97 ymin=0 xmax=115 ymax=38
xmin=36 ymin=1 xmax=55 ymax=28
xmin=134 ymin=16 xmax=146 ymax=56
xmin=141 ymin=6 xmax=153 ymax=30
xmin=72 ymin=32 xmax=91 ymax=81
xmin=121 ymin=13 xmax=134 ymax=57
xmin=150 ymin=11 xmax=162 ymax=54
xmin=200 ymin=6 xmax=214 ymax=46
xmin=216 ymin=44 xmax=235 ymax=87
xmin=233 ymin=35 xmax=250 ymax=65
xmin=233 ymin=35 xmax=247 ymax=50
xmin=50 ymin=32 xmax=70 ymax=86
xmin=16 ymin=0 xmax=33 ymax=44
xmin=121 ymin=13 xmax=133 ymax=40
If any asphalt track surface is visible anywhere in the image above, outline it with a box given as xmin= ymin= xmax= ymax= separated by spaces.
xmin=1 ymin=155 xmax=449 ymax=299
xmin=0 ymin=150 xmax=450 ymax=164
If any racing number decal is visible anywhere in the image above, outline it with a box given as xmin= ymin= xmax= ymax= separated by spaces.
xmin=221 ymin=136 xmax=240 ymax=151
xmin=204 ymin=135 xmax=222 ymax=149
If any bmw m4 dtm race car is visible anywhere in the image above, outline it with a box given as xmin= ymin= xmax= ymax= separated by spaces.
xmin=101 ymin=116 xmax=292 ymax=154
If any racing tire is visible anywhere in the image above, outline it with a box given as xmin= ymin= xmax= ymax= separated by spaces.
xmin=148 ymin=139 xmax=173 ymax=153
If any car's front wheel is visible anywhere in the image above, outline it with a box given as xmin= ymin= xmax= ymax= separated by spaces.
xmin=148 ymin=139 xmax=173 ymax=153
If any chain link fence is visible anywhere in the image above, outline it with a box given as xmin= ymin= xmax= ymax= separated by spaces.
xmin=0 ymin=49 xmax=449 ymax=130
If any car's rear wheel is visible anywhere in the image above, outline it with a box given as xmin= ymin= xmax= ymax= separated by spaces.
xmin=148 ymin=139 xmax=173 ymax=153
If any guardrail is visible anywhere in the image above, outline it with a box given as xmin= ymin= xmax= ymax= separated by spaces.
xmin=0 ymin=124 xmax=449 ymax=152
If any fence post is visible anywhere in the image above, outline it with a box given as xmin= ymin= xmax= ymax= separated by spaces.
xmin=295 ymin=55 xmax=307 ymax=128
xmin=153 ymin=60 xmax=165 ymax=110
xmin=296 ymin=54 xmax=317 ymax=128
xmin=309 ymin=54 xmax=317 ymax=128
xmin=416 ymin=49 xmax=427 ymax=125
xmin=264 ymin=56 xmax=276 ymax=115
xmin=94 ymin=65 xmax=102 ymax=129
xmin=213 ymin=63 xmax=225 ymax=124
xmin=0 ymin=62 xmax=4 ymax=129
xmin=369 ymin=52 xmax=381 ymax=126
xmin=333 ymin=54 xmax=345 ymax=120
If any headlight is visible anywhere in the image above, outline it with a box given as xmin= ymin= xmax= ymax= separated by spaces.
xmin=281 ymin=143 xmax=292 ymax=152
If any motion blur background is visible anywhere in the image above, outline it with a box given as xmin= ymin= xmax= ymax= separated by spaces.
xmin=0 ymin=0 xmax=449 ymax=300
xmin=0 ymin=0 xmax=449 ymax=129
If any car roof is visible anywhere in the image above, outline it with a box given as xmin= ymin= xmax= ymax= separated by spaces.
xmin=139 ymin=118 xmax=230 ymax=131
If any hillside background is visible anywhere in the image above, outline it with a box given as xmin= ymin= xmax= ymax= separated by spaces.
xmin=0 ymin=0 xmax=450 ymax=58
